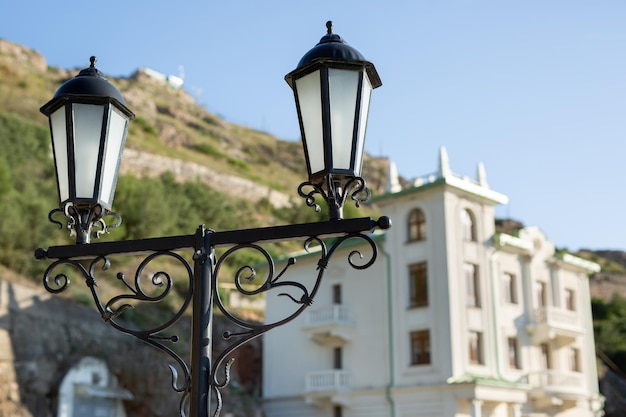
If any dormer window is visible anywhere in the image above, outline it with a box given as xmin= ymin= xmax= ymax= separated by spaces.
xmin=408 ymin=208 xmax=426 ymax=242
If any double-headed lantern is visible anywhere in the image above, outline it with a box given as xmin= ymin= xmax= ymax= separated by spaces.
xmin=40 ymin=56 xmax=135 ymax=243
xmin=286 ymin=21 xmax=382 ymax=220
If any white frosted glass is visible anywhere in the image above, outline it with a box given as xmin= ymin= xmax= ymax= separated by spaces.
xmin=72 ymin=103 xmax=104 ymax=199
xmin=50 ymin=107 xmax=70 ymax=203
xmin=328 ymin=68 xmax=359 ymax=171
xmin=100 ymin=107 xmax=128 ymax=207
xmin=354 ymin=75 xmax=372 ymax=177
xmin=295 ymin=70 xmax=324 ymax=175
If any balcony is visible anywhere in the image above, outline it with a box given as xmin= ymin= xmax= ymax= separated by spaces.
xmin=302 ymin=304 xmax=355 ymax=345
xmin=527 ymin=370 xmax=586 ymax=408
xmin=304 ymin=370 xmax=352 ymax=406
xmin=526 ymin=306 xmax=583 ymax=345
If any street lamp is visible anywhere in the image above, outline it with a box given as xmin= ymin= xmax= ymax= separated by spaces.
xmin=286 ymin=21 xmax=382 ymax=220
xmin=35 ymin=22 xmax=389 ymax=417
xmin=40 ymin=56 xmax=135 ymax=244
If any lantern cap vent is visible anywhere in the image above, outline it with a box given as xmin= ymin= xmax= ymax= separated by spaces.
xmin=296 ymin=21 xmax=367 ymax=67
xmin=287 ymin=21 xmax=381 ymax=89
xmin=40 ymin=56 xmax=131 ymax=116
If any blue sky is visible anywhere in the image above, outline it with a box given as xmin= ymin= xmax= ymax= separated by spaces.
xmin=2 ymin=1 xmax=625 ymax=251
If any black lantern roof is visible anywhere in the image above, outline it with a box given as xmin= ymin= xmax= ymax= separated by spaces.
xmin=41 ymin=56 xmax=133 ymax=116
xmin=286 ymin=21 xmax=382 ymax=89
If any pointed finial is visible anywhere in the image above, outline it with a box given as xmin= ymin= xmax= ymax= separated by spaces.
xmin=387 ymin=160 xmax=402 ymax=193
xmin=438 ymin=146 xmax=451 ymax=178
xmin=477 ymin=162 xmax=488 ymax=187
xmin=326 ymin=21 xmax=333 ymax=35
xmin=89 ymin=56 xmax=97 ymax=68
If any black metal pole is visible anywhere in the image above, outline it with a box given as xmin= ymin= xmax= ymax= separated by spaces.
xmin=189 ymin=226 xmax=213 ymax=417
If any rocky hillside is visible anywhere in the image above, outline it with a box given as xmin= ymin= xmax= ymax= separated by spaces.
xmin=582 ymin=250 xmax=626 ymax=301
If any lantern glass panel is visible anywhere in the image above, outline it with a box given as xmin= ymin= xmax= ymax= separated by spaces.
xmin=100 ymin=106 xmax=129 ymax=207
xmin=72 ymin=103 xmax=105 ymax=199
xmin=328 ymin=68 xmax=359 ymax=172
xmin=50 ymin=107 xmax=70 ymax=203
xmin=295 ymin=70 xmax=325 ymax=175
xmin=354 ymin=75 xmax=373 ymax=177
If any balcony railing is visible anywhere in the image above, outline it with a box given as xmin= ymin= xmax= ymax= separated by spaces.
xmin=527 ymin=306 xmax=583 ymax=344
xmin=305 ymin=370 xmax=352 ymax=392
xmin=306 ymin=304 xmax=352 ymax=326
xmin=303 ymin=304 xmax=355 ymax=344
xmin=527 ymin=369 xmax=587 ymax=403
xmin=528 ymin=370 xmax=583 ymax=389
xmin=534 ymin=306 xmax=579 ymax=327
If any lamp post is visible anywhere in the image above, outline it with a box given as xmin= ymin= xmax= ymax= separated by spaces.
xmin=40 ymin=56 xmax=135 ymax=244
xmin=35 ymin=22 xmax=389 ymax=417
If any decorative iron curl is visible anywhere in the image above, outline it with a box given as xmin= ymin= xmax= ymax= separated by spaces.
xmin=205 ymin=231 xmax=378 ymax=414
xmin=101 ymin=251 xmax=194 ymax=399
xmin=325 ymin=232 xmax=379 ymax=270
xmin=298 ymin=175 xmax=371 ymax=215
xmin=42 ymin=251 xmax=194 ymax=406
xmin=48 ymin=202 xmax=121 ymax=243
xmin=42 ymin=258 xmax=87 ymax=294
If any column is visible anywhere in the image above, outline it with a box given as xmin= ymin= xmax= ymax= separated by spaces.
xmin=471 ymin=399 xmax=483 ymax=417
xmin=510 ymin=403 xmax=521 ymax=417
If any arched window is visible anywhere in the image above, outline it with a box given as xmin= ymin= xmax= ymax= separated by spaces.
xmin=461 ymin=209 xmax=477 ymax=242
xmin=408 ymin=208 xmax=426 ymax=242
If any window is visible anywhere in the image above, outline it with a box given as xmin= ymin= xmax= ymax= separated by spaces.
xmin=461 ymin=209 xmax=477 ymax=242
xmin=508 ymin=337 xmax=520 ymax=369
xmin=408 ymin=208 xmax=426 ymax=242
xmin=332 ymin=284 xmax=342 ymax=304
xmin=468 ymin=331 xmax=484 ymax=365
xmin=465 ymin=263 xmax=481 ymax=307
xmin=502 ymin=272 xmax=517 ymax=304
xmin=410 ymin=330 xmax=431 ymax=365
xmin=536 ymin=281 xmax=547 ymax=308
xmin=569 ymin=347 xmax=581 ymax=372
xmin=409 ymin=262 xmax=428 ymax=308
xmin=540 ymin=343 xmax=552 ymax=369
xmin=333 ymin=347 xmax=342 ymax=369
xmin=564 ymin=288 xmax=576 ymax=311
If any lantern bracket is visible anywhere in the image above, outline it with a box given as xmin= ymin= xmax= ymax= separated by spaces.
xmin=48 ymin=202 xmax=122 ymax=244
xmin=298 ymin=175 xmax=371 ymax=220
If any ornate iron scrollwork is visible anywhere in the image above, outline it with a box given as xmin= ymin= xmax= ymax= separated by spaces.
xmin=38 ymin=216 xmax=389 ymax=417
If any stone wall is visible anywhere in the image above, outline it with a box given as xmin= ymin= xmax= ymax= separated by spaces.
xmin=120 ymin=148 xmax=292 ymax=209
xmin=589 ymin=272 xmax=626 ymax=301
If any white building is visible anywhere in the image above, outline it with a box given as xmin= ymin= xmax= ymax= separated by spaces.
xmin=263 ymin=148 xmax=603 ymax=417
xmin=58 ymin=357 xmax=132 ymax=417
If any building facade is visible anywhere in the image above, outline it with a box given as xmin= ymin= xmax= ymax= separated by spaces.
xmin=263 ymin=148 xmax=603 ymax=417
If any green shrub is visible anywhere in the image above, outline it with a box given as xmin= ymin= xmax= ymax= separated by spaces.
xmin=133 ymin=116 xmax=158 ymax=136
xmin=194 ymin=142 xmax=223 ymax=158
